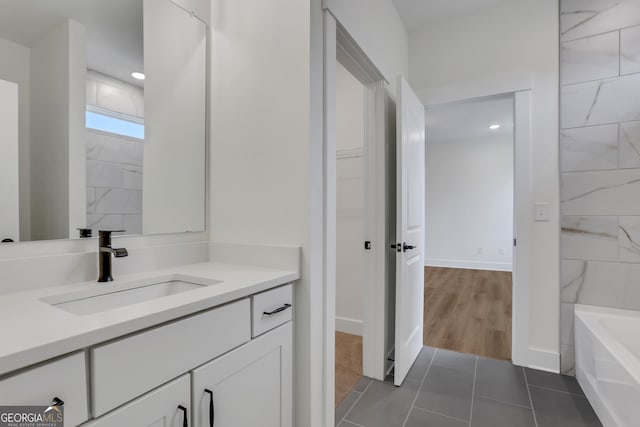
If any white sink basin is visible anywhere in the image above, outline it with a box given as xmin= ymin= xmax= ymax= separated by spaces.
xmin=42 ymin=274 xmax=221 ymax=316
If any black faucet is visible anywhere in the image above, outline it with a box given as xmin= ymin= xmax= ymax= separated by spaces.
xmin=98 ymin=230 xmax=128 ymax=282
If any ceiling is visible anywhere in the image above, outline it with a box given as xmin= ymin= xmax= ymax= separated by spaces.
xmin=392 ymin=0 xmax=508 ymax=32
xmin=0 ymin=0 xmax=144 ymax=87
xmin=426 ymin=95 xmax=514 ymax=145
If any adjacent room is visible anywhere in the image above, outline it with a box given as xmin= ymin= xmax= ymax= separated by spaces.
xmin=423 ymin=95 xmax=514 ymax=361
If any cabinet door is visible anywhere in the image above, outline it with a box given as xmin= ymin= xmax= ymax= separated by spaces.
xmin=83 ymin=375 xmax=190 ymax=427
xmin=192 ymin=322 xmax=292 ymax=427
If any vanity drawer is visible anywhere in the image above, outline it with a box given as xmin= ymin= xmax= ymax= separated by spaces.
xmin=0 ymin=352 xmax=88 ymax=425
xmin=83 ymin=375 xmax=190 ymax=427
xmin=251 ymin=284 xmax=293 ymax=337
xmin=91 ymin=299 xmax=250 ymax=416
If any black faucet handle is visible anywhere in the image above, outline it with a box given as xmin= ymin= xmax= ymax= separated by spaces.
xmin=98 ymin=230 xmax=126 ymax=236
xmin=112 ymin=248 xmax=129 ymax=258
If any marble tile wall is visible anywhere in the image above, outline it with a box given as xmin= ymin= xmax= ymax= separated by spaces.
xmin=85 ymin=71 xmax=145 ymax=235
xmin=560 ymin=0 xmax=640 ymax=375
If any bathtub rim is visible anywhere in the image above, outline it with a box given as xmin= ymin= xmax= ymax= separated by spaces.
xmin=575 ymin=304 xmax=640 ymax=388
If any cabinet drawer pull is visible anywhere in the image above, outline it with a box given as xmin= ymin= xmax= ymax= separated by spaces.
xmin=48 ymin=397 xmax=64 ymax=409
xmin=263 ymin=304 xmax=292 ymax=316
xmin=204 ymin=389 xmax=214 ymax=426
xmin=178 ymin=405 xmax=188 ymax=427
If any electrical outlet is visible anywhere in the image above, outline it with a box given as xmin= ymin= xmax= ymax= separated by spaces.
xmin=534 ymin=202 xmax=550 ymax=222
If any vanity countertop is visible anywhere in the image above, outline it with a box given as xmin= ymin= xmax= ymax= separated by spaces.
xmin=0 ymin=261 xmax=298 ymax=376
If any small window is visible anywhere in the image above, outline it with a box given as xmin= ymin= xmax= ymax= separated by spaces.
xmin=86 ymin=110 xmax=144 ymax=140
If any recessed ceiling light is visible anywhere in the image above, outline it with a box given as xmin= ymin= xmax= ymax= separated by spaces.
xmin=131 ymin=72 xmax=145 ymax=80
xmin=489 ymin=124 xmax=500 ymax=130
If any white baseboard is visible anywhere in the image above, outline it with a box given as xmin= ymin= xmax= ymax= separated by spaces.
xmin=335 ymin=316 xmax=363 ymax=336
xmin=425 ymin=258 xmax=512 ymax=272
xmin=520 ymin=347 xmax=560 ymax=373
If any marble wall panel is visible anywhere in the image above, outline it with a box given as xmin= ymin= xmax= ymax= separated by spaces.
xmin=621 ymin=25 xmax=640 ymax=75
xmin=561 ymin=31 xmax=619 ymax=84
xmin=561 ymin=169 xmax=640 ymax=215
xmin=561 ymin=73 xmax=640 ymax=129
xmin=560 ymin=124 xmax=618 ymax=171
xmin=561 ymin=0 xmax=640 ymax=42
xmin=561 ymin=216 xmax=618 ymax=260
xmin=619 ymin=121 xmax=640 ymax=168
xmin=618 ymin=216 xmax=640 ymax=262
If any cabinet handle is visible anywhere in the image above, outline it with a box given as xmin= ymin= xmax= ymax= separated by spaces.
xmin=178 ymin=405 xmax=188 ymax=427
xmin=48 ymin=397 xmax=64 ymax=409
xmin=263 ymin=303 xmax=292 ymax=316
xmin=204 ymin=389 xmax=214 ymax=426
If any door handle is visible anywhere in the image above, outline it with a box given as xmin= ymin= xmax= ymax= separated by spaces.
xmin=178 ymin=405 xmax=188 ymax=427
xmin=402 ymin=243 xmax=416 ymax=252
xmin=204 ymin=389 xmax=214 ymax=426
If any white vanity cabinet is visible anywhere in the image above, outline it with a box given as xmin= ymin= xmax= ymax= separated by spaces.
xmin=191 ymin=322 xmax=292 ymax=427
xmin=83 ymin=375 xmax=190 ymax=427
xmin=0 ymin=282 xmax=294 ymax=427
xmin=0 ymin=352 xmax=89 ymax=426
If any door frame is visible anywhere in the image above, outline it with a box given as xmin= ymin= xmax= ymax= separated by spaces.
xmin=423 ymin=89 xmax=532 ymax=367
xmin=322 ymin=7 xmax=389 ymax=424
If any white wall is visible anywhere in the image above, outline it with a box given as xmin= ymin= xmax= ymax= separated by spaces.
xmin=143 ymin=0 xmax=206 ymax=235
xmin=335 ymin=63 xmax=366 ymax=336
xmin=0 ymin=38 xmax=31 ymax=240
xmin=209 ymin=0 xmax=315 ymax=424
xmin=0 ymin=80 xmax=20 ymax=242
xmin=30 ymin=19 xmax=86 ymax=240
xmin=409 ymin=0 xmax=560 ymax=368
xmin=425 ymin=137 xmax=513 ymax=271
xmin=326 ymin=0 xmax=408 ymax=97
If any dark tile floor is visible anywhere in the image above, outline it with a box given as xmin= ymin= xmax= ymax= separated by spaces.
xmin=335 ymin=347 xmax=602 ymax=427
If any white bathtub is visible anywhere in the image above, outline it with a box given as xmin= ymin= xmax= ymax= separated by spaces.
xmin=575 ymin=305 xmax=640 ymax=427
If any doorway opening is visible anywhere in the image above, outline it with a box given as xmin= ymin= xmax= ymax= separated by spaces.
xmin=423 ymin=94 xmax=515 ymax=361
xmin=334 ymin=61 xmax=367 ymax=406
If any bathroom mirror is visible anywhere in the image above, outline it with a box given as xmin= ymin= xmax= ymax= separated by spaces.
xmin=0 ymin=0 xmax=207 ymax=242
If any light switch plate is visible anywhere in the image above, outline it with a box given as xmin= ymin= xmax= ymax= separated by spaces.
xmin=534 ymin=202 xmax=550 ymax=222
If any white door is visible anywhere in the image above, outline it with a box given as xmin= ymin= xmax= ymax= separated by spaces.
xmin=394 ymin=76 xmax=426 ymax=386
xmin=191 ymin=323 xmax=292 ymax=427
xmin=0 ymin=79 xmax=20 ymax=242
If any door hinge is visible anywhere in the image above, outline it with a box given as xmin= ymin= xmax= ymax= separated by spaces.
xmin=364 ymin=241 xmax=372 ymax=250
xmin=514 ymin=238 xmax=517 ymax=247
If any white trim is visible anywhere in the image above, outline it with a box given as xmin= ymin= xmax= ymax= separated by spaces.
xmin=336 ymin=147 xmax=363 ymax=159
xmin=526 ymin=347 xmax=560 ymax=373
xmin=512 ymin=90 xmax=533 ymax=368
xmin=335 ymin=317 xmax=363 ymax=336
xmin=425 ymin=258 xmax=512 ymax=272
xmin=86 ymin=104 xmax=145 ymax=125
xmin=322 ymin=12 xmax=337 ymax=427
xmin=362 ymin=80 xmax=387 ymax=381
xmin=323 ymin=9 xmax=390 ymax=426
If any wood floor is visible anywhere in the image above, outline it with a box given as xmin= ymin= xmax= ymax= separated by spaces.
xmin=424 ymin=266 xmax=512 ymax=361
xmin=335 ymin=331 xmax=363 ymax=407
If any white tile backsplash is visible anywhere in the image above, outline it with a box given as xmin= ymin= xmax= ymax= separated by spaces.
xmin=561 ymin=74 xmax=640 ymax=129
xmin=621 ymin=25 xmax=640 ymax=75
xmin=560 ymin=124 xmax=618 ymax=172
xmin=561 ymin=31 xmax=619 ymax=84
xmin=94 ymin=188 xmax=142 ymax=215
xmin=561 ymin=216 xmax=618 ymax=261
xmin=619 ymin=121 xmax=640 ymax=169
xmin=87 ymin=132 xmax=143 ymax=166
xmin=87 ymin=214 xmax=125 ymax=231
xmin=560 ymin=302 xmax=575 ymax=346
xmin=561 ymin=169 xmax=640 ymax=215
xmin=87 ymin=160 xmax=125 ymax=188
